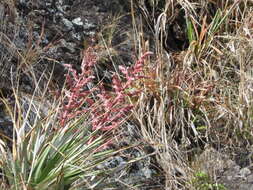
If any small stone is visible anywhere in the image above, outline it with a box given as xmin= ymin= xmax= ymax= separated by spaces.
xmin=83 ymin=19 xmax=96 ymax=30
xmin=61 ymin=17 xmax=73 ymax=31
xmin=72 ymin=17 xmax=83 ymax=26
xmin=142 ymin=167 xmax=152 ymax=178
xmin=70 ymin=31 xmax=81 ymax=41
xmin=55 ymin=0 xmax=64 ymax=13
xmin=59 ymin=39 xmax=76 ymax=53
xmin=240 ymin=168 xmax=251 ymax=177
xmin=227 ymin=175 xmax=233 ymax=181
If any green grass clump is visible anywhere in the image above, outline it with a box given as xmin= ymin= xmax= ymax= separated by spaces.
xmin=191 ymin=171 xmax=227 ymax=190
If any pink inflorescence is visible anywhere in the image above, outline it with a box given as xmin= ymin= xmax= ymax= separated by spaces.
xmin=59 ymin=47 xmax=152 ymax=131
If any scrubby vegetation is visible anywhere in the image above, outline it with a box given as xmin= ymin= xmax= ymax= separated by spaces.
xmin=0 ymin=0 xmax=253 ymax=189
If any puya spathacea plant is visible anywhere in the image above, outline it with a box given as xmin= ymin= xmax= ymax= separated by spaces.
xmin=0 ymin=73 xmax=118 ymax=189
xmin=0 ymin=47 xmax=152 ymax=189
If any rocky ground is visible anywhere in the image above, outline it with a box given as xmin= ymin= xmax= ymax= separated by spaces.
xmin=1 ymin=0 xmax=253 ymax=189
xmin=0 ymin=0 xmax=162 ymax=189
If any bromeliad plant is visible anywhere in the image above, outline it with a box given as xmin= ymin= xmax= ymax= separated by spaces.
xmin=0 ymin=47 xmax=152 ymax=189
xmin=0 ymin=80 xmax=118 ymax=189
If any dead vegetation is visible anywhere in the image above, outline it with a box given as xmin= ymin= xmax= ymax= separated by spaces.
xmin=130 ymin=0 xmax=253 ymax=189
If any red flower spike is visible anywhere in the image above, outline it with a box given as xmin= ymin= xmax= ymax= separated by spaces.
xmin=59 ymin=48 xmax=152 ymax=132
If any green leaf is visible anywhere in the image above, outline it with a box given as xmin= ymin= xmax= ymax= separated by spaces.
xmin=186 ymin=17 xmax=196 ymax=43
